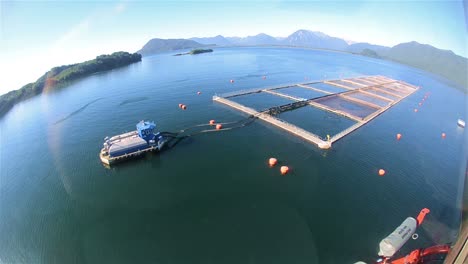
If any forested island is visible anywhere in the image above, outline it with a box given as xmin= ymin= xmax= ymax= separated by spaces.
xmin=0 ymin=51 xmax=142 ymax=117
xmin=360 ymin=48 xmax=381 ymax=59
xmin=189 ymin=48 xmax=213 ymax=54
xmin=174 ymin=48 xmax=214 ymax=56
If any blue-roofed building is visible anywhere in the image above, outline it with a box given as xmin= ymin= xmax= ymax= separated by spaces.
xmin=136 ymin=120 xmax=156 ymax=142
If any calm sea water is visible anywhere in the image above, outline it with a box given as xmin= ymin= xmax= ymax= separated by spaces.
xmin=0 ymin=47 xmax=466 ymax=263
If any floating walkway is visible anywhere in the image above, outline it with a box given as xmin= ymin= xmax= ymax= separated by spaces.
xmin=213 ymin=96 xmax=332 ymax=149
xmin=213 ymin=75 xmax=418 ymax=149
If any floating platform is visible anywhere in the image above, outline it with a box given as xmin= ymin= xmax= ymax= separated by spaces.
xmin=100 ymin=121 xmax=170 ymax=166
xmin=213 ymin=75 xmax=418 ymax=149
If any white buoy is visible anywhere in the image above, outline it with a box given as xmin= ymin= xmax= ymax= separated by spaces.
xmin=458 ymin=119 xmax=465 ymax=128
xmin=378 ymin=217 xmax=417 ymax=257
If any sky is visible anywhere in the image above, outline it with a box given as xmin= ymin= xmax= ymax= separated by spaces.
xmin=0 ymin=0 xmax=466 ymax=95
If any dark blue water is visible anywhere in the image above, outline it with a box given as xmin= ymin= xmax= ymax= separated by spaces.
xmin=308 ymin=82 xmax=348 ymax=93
xmin=230 ymin=92 xmax=294 ymax=111
xmin=279 ymin=106 xmax=356 ymax=139
xmin=276 ymin=86 xmax=326 ymax=99
xmin=315 ymin=96 xmax=377 ymax=119
xmin=0 ymin=47 xmax=466 ymax=263
xmin=346 ymin=92 xmax=390 ymax=107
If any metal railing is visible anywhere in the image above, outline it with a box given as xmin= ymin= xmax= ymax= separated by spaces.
xmin=216 ymin=88 xmax=264 ymax=98
xmin=330 ymin=122 xmax=364 ymax=142
xmin=264 ymin=115 xmax=325 ymax=141
xmin=263 ymin=89 xmax=307 ymax=101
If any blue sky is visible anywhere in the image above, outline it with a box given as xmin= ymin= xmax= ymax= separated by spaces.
xmin=0 ymin=0 xmax=466 ymax=95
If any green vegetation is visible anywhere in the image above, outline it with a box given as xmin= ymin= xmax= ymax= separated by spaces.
xmin=384 ymin=42 xmax=467 ymax=91
xmin=189 ymin=48 xmax=213 ymax=55
xmin=360 ymin=48 xmax=381 ymax=59
xmin=358 ymin=43 xmax=467 ymax=92
xmin=0 ymin=51 xmax=141 ymax=117
xmin=173 ymin=48 xmax=213 ymax=56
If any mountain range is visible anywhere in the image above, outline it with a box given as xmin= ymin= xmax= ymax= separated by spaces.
xmin=137 ymin=38 xmax=209 ymax=56
xmin=189 ymin=30 xmax=350 ymax=50
xmin=138 ymin=29 xmax=467 ymax=90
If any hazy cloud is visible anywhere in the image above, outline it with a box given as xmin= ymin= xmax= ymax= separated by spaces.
xmin=114 ymin=2 xmax=126 ymax=15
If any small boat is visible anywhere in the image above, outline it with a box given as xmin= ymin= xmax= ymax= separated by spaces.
xmin=458 ymin=119 xmax=465 ymax=128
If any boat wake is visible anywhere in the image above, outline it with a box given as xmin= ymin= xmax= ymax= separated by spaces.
xmin=54 ymin=98 xmax=103 ymax=125
xmin=118 ymin=96 xmax=149 ymax=106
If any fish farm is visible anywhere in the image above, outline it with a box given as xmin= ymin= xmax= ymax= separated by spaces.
xmin=213 ymin=75 xmax=419 ymax=149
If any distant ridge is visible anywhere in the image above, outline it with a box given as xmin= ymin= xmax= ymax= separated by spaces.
xmin=347 ymin=42 xmax=390 ymax=55
xmin=190 ymin=35 xmax=231 ymax=46
xmin=161 ymin=30 xmax=467 ymax=91
xmin=283 ymin=29 xmax=348 ymax=50
xmin=189 ymin=30 xmax=348 ymax=50
xmin=137 ymin=38 xmax=209 ymax=56
xmin=383 ymin=41 xmax=467 ymax=89
xmin=236 ymin=33 xmax=280 ymax=45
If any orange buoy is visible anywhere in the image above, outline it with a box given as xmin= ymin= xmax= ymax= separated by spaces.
xmin=262 ymin=76 xmax=266 ymax=80
xmin=441 ymin=132 xmax=446 ymax=139
xmin=414 ymin=109 xmax=418 ymax=112
xmin=209 ymin=120 xmax=215 ymax=125
xmin=268 ymin=158 xmax=278 ymax=167
xmin=178 ymin=103 xmax=183 ymax=108
xmin=216 ymin=124 xmax=222 ymax=130
xmin=378 ymin=169 xmax=385 ymax=176
xmin=396 ymin=133 xmax=402 ymax=140
xmin=197 ymin=91 xmax=201 ymax=95
xmin=181 ymin=105 xmax=187 ymax=110
xmin=230 ymin=79 xmax=234 ymax=83
xmin=280 ymin=166 xmax=289 ymax=175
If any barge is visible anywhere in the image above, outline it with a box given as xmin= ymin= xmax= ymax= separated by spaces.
xmin=99 ymin=120 xmax=170 ymax=166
